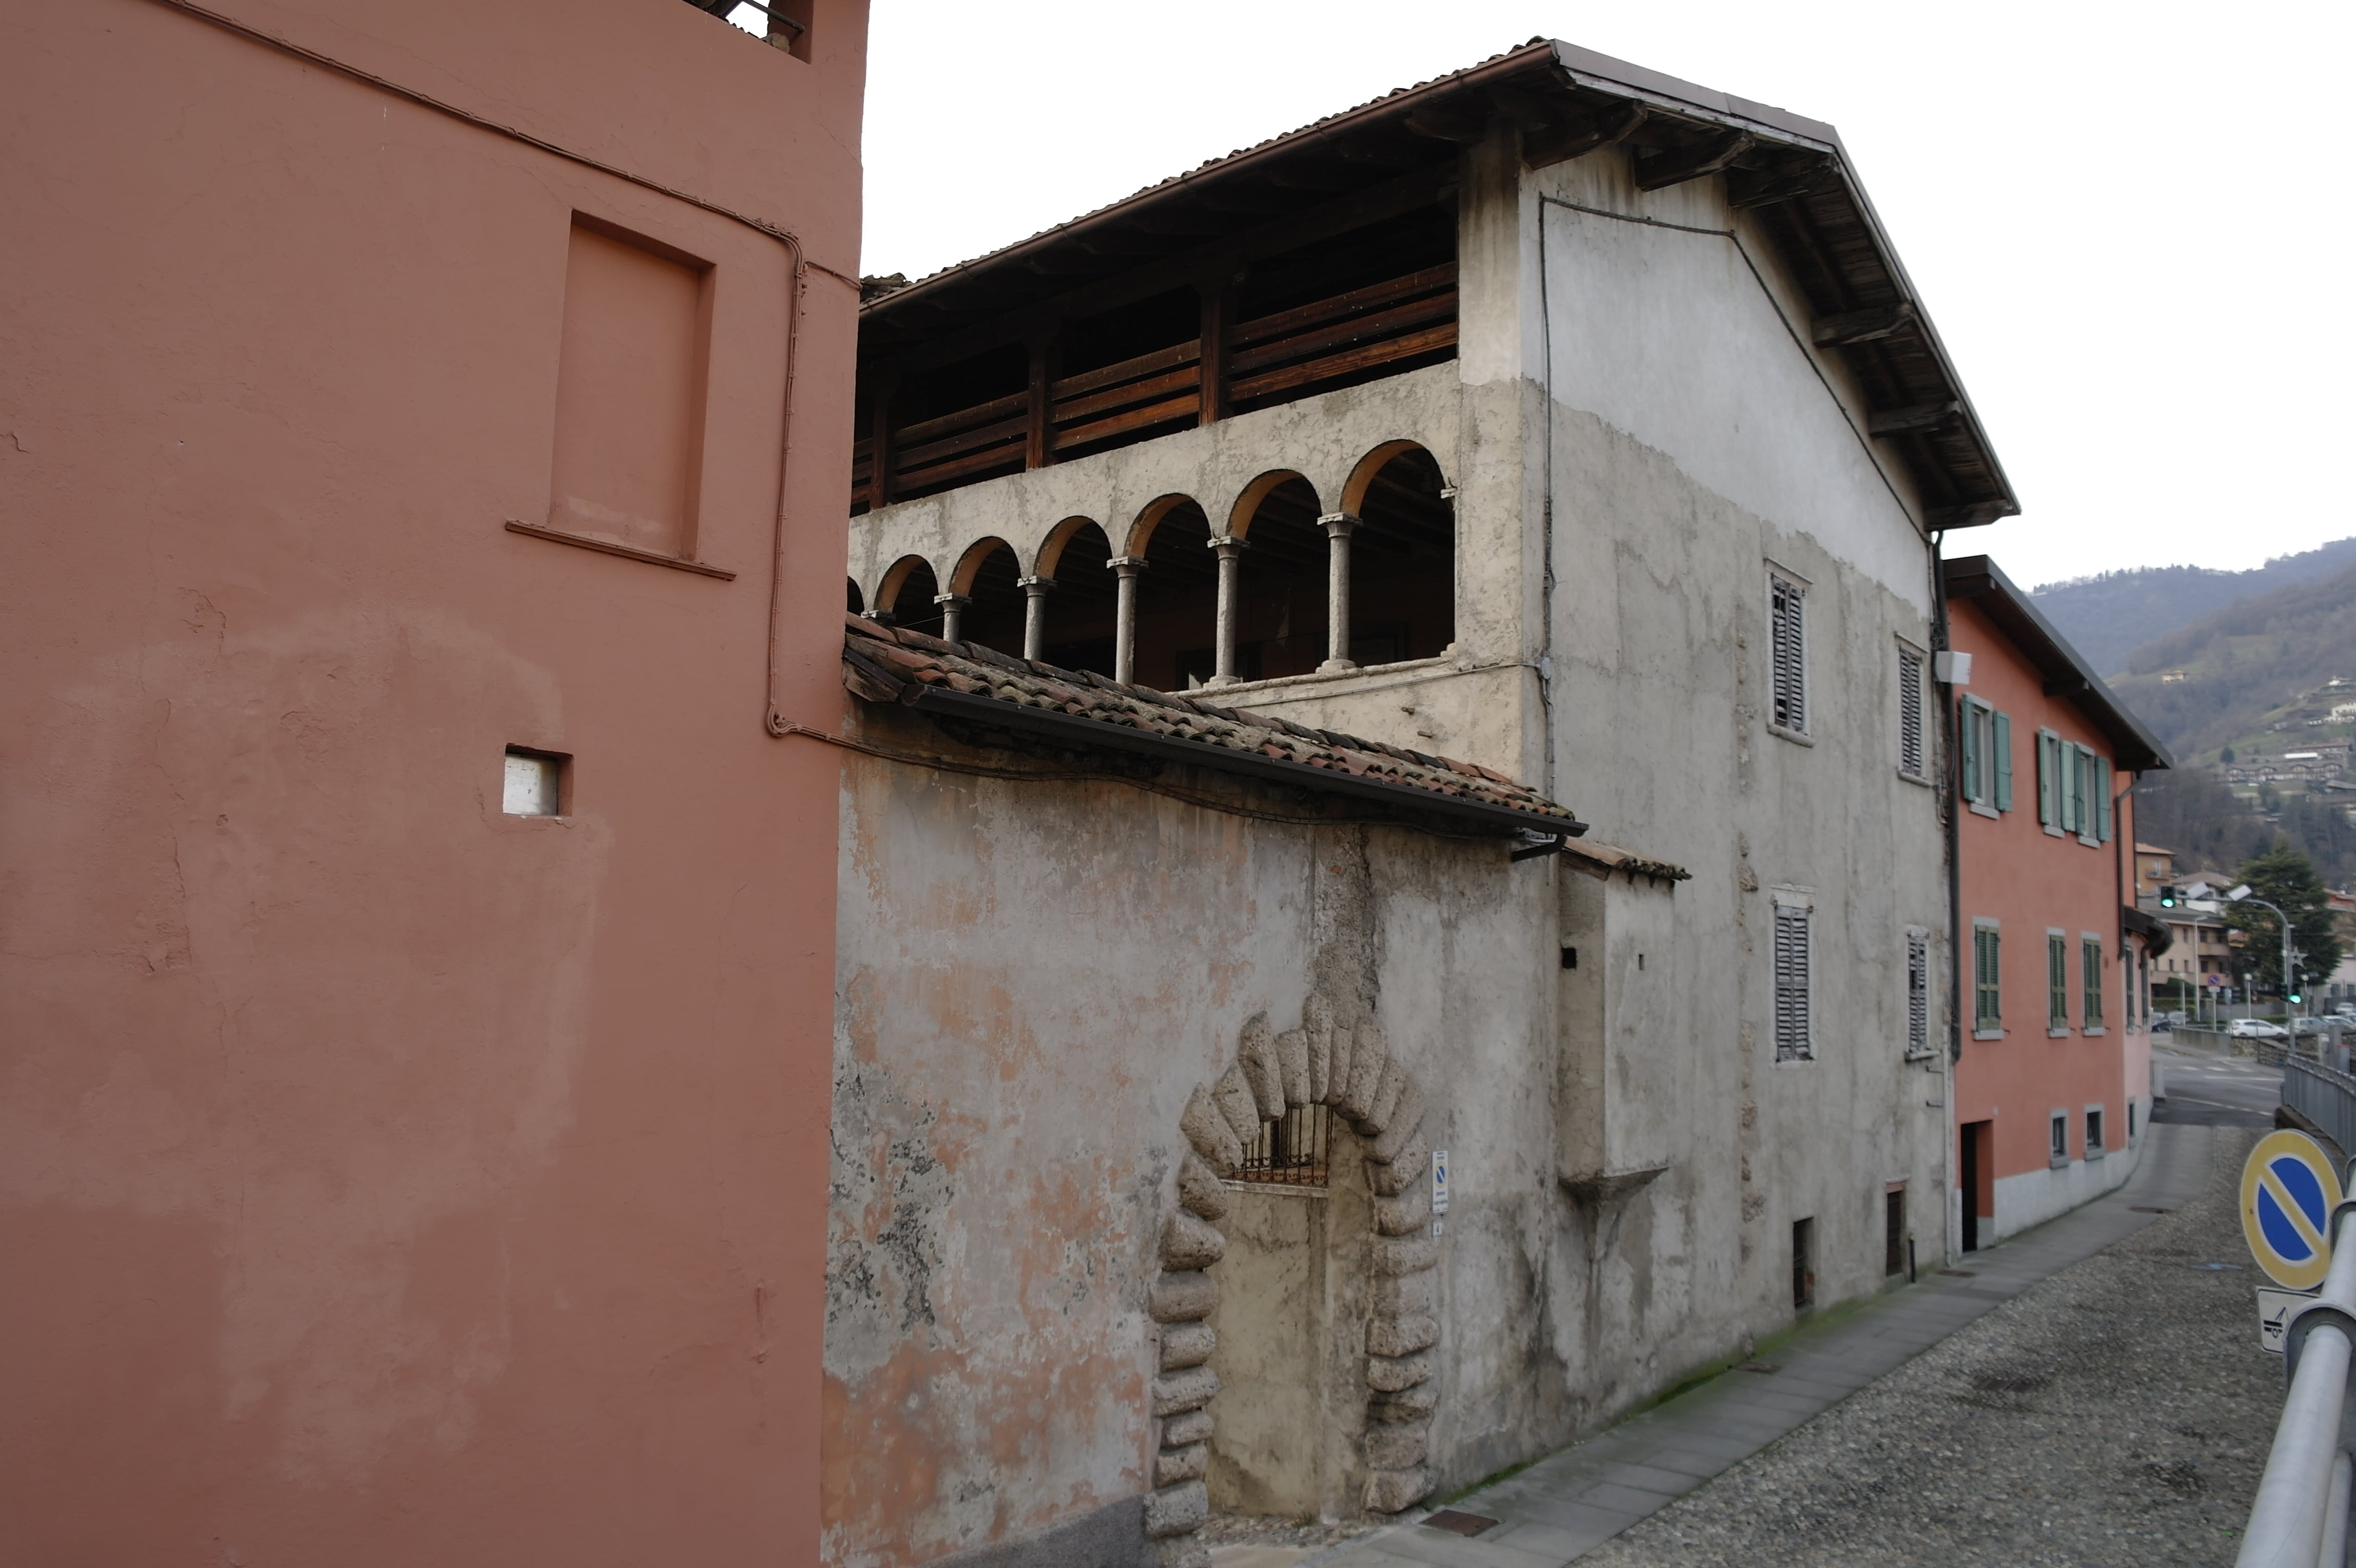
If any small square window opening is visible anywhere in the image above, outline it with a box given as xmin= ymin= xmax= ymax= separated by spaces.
xmin=503 ymin=747 xmax=567 ymax=816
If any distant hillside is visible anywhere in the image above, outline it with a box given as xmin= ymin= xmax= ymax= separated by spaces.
xmin=2029 ymin=537 xmax=2356 ymax=674
xmin=2107 ymin=563 xmax=2356 ymax=761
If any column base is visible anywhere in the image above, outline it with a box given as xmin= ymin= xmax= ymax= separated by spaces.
xmin=1317 ymin=658 xmax=1359 ymax=675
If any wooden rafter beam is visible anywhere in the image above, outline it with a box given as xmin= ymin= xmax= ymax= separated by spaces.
xmin=1522 ymin=102 xmax=1645 ymax=169
xmin=1725 ymin=160 xmax=1840 ymax=209
xmin=1631 ymin=129 xmax=1756 ymax=191
xmin=1404 ymin=106 xmax=1488 ymax=145
xmin=1812 ymin=301 xmax=1916 ymax=347
xmin=1869 ymin=399 xmax=1962 ymax=436
xmin=1927 ymin=500 xmax=2014 ymax=528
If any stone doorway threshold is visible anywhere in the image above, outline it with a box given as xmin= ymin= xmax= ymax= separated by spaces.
xmin=1292 ymin=1122 xmax=2216 ymax=1567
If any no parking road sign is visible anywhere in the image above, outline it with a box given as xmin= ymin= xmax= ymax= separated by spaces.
xmin=2240 ymin=1130 xmax=2345 ymax=1290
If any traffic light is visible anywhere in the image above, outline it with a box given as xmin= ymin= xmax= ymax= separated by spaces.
xmin=2291 ymin=992 xmax=2305 ymax=1006
xmin=2158 ymin=885 xmax=2179 ymax=908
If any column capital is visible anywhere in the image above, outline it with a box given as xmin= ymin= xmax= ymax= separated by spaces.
xmin=933 ymin=593 xmax=972 ymax=609
xmin=1017 ymin=575 xmax=1056 ymax=593
xmin=1207 ymin=534 xmax=1249 ymax=556
xmin=1317 ymin=511 xmax=1361 ymax=538
xmin=1109 ymin=556 xmax=1150 ymax=574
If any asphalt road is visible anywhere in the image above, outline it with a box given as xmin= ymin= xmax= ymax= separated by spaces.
xmin=2152 ymin=1043 xmax=2280 ymax=1130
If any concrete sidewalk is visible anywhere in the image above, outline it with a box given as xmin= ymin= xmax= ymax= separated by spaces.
xmin=1297 ymin=1123 xmax=2222 ymax=1568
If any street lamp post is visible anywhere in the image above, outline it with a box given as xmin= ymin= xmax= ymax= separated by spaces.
xmin=2226 ymin=885 xmax=2299 ymax=1032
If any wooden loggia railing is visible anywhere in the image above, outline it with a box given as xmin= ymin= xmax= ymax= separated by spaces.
xmin=852 ymin=263 xmax=1456 ymax=512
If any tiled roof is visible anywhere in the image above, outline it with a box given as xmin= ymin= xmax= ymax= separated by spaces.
xmin=840 ymin=615 xmax=1629 ymax=848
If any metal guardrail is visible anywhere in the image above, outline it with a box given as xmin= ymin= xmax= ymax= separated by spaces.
xmin=2288 ymin=1061 xmax=2356 ymax=1166
xmin=2239 ymin=1175 xmax=2356 ymax=1566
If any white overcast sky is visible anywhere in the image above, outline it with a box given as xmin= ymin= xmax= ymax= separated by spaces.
xmin=851 ymin=1 xmax=2351 ymax=590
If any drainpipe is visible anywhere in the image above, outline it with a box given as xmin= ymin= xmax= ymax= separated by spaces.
xmin=1932 ymin=531 xmax=1960 ymax=1067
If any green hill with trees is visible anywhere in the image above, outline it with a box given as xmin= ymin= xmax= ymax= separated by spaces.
xmin=2030 ymin=537 xmax=2356 ymax=674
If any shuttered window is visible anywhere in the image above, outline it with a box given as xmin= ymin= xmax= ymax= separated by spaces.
xmin=1775 ymin=905 xmax=1812 ymax=1061
xmin=1958 ymin=699 xmax=2012 ymax=811
xmin=2037 ymin=730 xmax=2058 ymax=827
xmin=2084 ymin=938 xmax=2104 ymax=1026
xmin=1993 ymin=710 xmax=2013 ymax=811
xmin=1898 ymin=649 xmax=1925 ymax=776
xmin=1770 ymin=575 xmax=1807 ymax=733
xmin=2048 ymin=934 xmax=2070 ymax=1029
xmin=1974 ymin=924 xmax=2002 ymax=1031
xmin=1906 ymin=930 xmax=1930 ymax=1055
xmin=2091 ymin=752 xmax=2113 ymax=842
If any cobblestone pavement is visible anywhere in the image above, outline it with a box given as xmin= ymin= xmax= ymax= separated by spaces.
xmin=1576 ymin=1124 xmax=2275 ymax=1567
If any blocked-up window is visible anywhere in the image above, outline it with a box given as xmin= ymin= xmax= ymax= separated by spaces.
xmin=548 ymin=217 xmax=710 ymax=557
xmin=1906 ymin=929 xmax=1930 ymax=1055
xmin=1770 ymin=575 xmax=1807 ymax=734
xmin=1775 ymin=904 xmax=1813 ymax=1061
xmin=2048 ymin=934 xmax=2070 ymax=1029
xmin=2084 ymin=938 xmax=2105 ymax=1027
xmin=1898 ymin=648 xmax=1926 ymax=777
xmin=1974 ymin=924 xmax=2002 ymax=1031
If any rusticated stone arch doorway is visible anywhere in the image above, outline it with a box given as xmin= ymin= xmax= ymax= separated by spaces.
xmin=1141 ymin=993 xmax=1441 ymax=1567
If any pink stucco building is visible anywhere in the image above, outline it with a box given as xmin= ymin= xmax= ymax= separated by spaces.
xmin=1 ymin=1 xmax=867 ymax=1560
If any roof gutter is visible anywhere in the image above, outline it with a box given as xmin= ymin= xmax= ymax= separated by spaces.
xmin=905 ymin=685 xmax=1589 ymax=840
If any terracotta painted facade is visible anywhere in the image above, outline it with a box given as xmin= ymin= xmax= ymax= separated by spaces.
xmin=1 ymin=1 xmax=866 ymax=1561
xmin=1946 ymin=561 xmax=2169 ymax=1249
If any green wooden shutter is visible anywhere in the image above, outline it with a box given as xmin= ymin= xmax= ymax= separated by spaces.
xmin=1958 ymin=699 xmax=1979 ymax=803
xmin=1993 ymin=711 xmax=2014 ymax=812
xmin=2060 ymin=745 xmax=2079 ymax=833
xmin=2037 ymin=732 xmax=2056 ymax=826
xmin=2094 ymin=756 xmax=2113 ymax=841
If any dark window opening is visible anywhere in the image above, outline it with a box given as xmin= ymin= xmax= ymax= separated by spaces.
xmin=846 ymin=576 xmax=864 ymax=614
xmin=883 ymin=558 xmax=941 ymax=631
xmin=1038 ymin=521 xmax=1117 ymax=678
xmin=1349 ymin=446 xmax=1454 ymax=664
xmin=955 ymin=541 xmax=1025 ymax=655
xmin=1560 ymin=947 xmax=1578 ymax=970
xmin=1792 ymin=1217 xmax=1815 ymax=1310
xmin=1234 ymin=1103 xmax=1330 ymax=1187
xmin=2086 ymin=1107 xmax=2104 ymax=1157
xmin=1125 ymin=501 xmax=1215 ymax=691
xmin=2049 ymin=1112 xmax=2069 ymax=1165
xmin=1884 ymin=1190 xmax=1905 ymax=1277
xmin=1230 ymin=475 xmax=1328 ymax=683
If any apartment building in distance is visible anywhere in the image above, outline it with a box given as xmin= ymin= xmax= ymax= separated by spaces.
xmin=1943 ymin=558 xmax=2172 ymax=1248
xmin=2 ymin=2 xmax=868 ymax=1562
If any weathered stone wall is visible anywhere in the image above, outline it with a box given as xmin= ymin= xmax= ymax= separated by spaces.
xmin=825 ymin=705 xmax=1556 ymax=1568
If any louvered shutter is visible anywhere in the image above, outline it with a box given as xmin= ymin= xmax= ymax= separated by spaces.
xmin=1993 ymin=711 xmax=2014 ymax=812
xmin=1907 ymin=931 xmax=1929 ymax=1054
xmin=1771 ymin=578 xmax=1806 ymax=732
xmin=1774 ymin=907 xmax=1811 ymax=1060
xmin=2094 ymin=756 xmax=2113 ymax=841
xmin=2037 ymin=732 xmax=2056 ymax=826
xmin=1898 ymin=651 xmax=1924 ymax=776
xmin=1959 ymin=699 xmax=1979 ymax=802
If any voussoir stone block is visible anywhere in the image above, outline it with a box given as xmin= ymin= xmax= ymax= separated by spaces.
xmin=1370 ymin=1133 xmax=1428 ymax=1195
xmin=1325 ymin=1023 xmax=1357 ymax=1107
xmin=1306 ymin=1022 xmax=1332 ymax=1104
xmin=1361 ymin=1061 xmax=1408 ymax=1134
xmin=1363 ymin=1466 xmax=1432 ymax=1514
xmin=1161 ymin=1209 xmax=1226 ymax=1271
xmin=1153 ymin=1365 xmax=1220 ymax=1417
xmin=1180 ymin=1085 xmax=1244 ymax=1171
xmin=1365 ymin=1351 xmax=1431 ymax=1392
xmin=1149 ymin=1271 xmax=1218 ymax=1323
xmin=1240 ymin=1015 xmax=1286 ymax=1120
xmin=1155 ymin=1442 xmax=1209 ymax=1486
xmin=1363 ymin=1419 xmax=1430 ymax=1471
xmin=1366 ymin=1313 xmax=1438 ymax=1358
xmin=1275 ymin=1029 xmax=1310 ymax=1107
xmin=1367 ymin=1383 xmax=1438 ymax=1422
xmin=1159 ymin=1321 xmax=1215 ymax=1371
xmin=1144 ymin=1480 xmax=1209 ymax=1537
xmin=1176 ymin=1150 xmax=1229 ymax=1222
xmin=1161 ymin=1408 xmax=1213 ymax=1449
xmin=1341 ymin=1041 xmax=1387 ymax=1121
xmin=1373 ymin=1182 xmax=1431 ymax=1237
xmin=1368 ymin=1089 xmax=1425 ymax=1164
xmin=1372 ymin=1268 xmax=1438 ymax=1318
xmin=1371 ymin=1236 xmax=1438 ymax=1276
xmin=1153 ymin=1535 xmax=1212 ymax=1568
xmin=1213 ymin=1066 xmax=1263 ymax=1148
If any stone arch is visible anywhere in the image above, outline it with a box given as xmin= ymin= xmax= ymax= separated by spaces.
xmin=1226 ymin=470 xmax=1320 ymax=540
xmin=1338 ymin=440 xmax=1437 ymax=518
xmin=1142 ymin=993 xmax=1439 ymax=1563
xmin=1034 ymin=515 xmax=1107 ymax=579
xmin=1123 ymin=493 xmax=1205 ymax=559
xmin=875 ymin=554 xmax=939 ymax=626
xmin=947 ymin=536 xmax=1015 ymax=596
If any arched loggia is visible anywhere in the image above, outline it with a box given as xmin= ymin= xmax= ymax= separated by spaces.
xmin=877 ymin=555 xmax=942 ymax=631
xmin=945 ymin=537 xmax=1025 ymax=653
xmin=1032 ymin=518 xmax=1117 ymax=676
xmin=1336 ymin=443 xmax=1454 ymax=667
xmin=1225 ymin=471 xmax=1327 ymax=683
xmin=1123 ymin=495 xmax=1214 ymax=690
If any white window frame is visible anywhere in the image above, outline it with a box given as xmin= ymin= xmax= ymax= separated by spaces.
xmin=1767 ymin=567 xmax=1811 ymax=741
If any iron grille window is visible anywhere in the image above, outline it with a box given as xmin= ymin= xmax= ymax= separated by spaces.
xmin=1974 ymin=925 xmax=2002 ymax=1031
xmin=2084 ymin=939 xmax=2104 ymax=1027
xmin=1775 ymin=905 xmax=1812 ymax=1061
xmin=1770 ymin=575 xmax=1807 ymax=733
xmin=2048 ymin=934 xmax=2070 ymax=1029
xmin=2050 ymin=1112 xmax=2068 ymax=1163
xmin=1884 ymin=1190 xmax=1906 ymax=1277
xmin=1898 ymin=649 xmax=1925 ymax=776
xmin=1792 ymin=1217 xmax=1815 ymax=1309
xmin=1907 ymin=930 xmax=1930 ymax=1055
xmin=1233 ymin=1102 xmax=1330 ymax=1187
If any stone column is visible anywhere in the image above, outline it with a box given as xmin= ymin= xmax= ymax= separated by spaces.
xmin=1318 ymin=512 xmax=1359 ymax=674
xmin=1018 ymin=575 xmax=1055 ymax=662
xmin=1207 ymin=535 xmax=1248 ymax=685
xmin=934 ymin=593 xmax=971 ymax=644
xmin=1110 ymin=557 xmax=1148 ymax=685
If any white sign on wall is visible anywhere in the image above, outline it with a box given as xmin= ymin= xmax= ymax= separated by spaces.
xmin=1431 ymin=1149 xmax=1449 ymax=1215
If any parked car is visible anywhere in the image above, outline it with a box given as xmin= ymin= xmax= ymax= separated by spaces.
xmin=2229 ymin=1018 xmax=2290 ymax=1040
xmin=2292 ymin=1017 xmax=2332 ymax=1037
